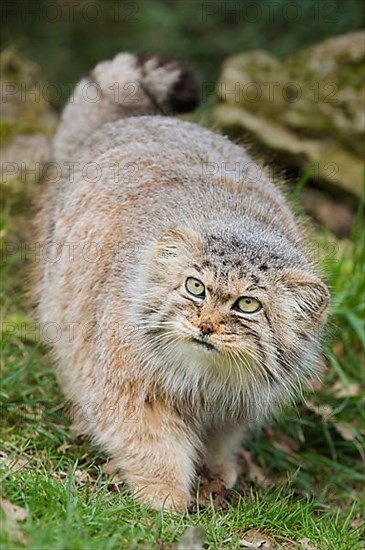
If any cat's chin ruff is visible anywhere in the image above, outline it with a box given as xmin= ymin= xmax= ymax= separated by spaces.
xmin=128 ymin=322 xmax=321 ymax=427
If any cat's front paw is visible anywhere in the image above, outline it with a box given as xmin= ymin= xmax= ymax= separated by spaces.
xmin=132 ymin=481 xmax=191 ymax=512
xmin=204 ymin=458 xmax=240 ymax=489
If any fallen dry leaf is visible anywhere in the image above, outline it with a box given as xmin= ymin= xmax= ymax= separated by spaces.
xmin=304 ymin=400 xmax=333 ymax=422
xmin=1 ymin=499 xmax=27 ymax=544
xmin=1 ymin=500 xmax=27 ymax=521
xmin=0 ymin=451 xmax=30 ymax=472
xmin=269 ymin=430 xmax=299 ymax=454
xmin=194 ymin=466 xmax=241 ymax=510
xmin=177 ymin=525 xmax=205 ymax=550
xmin=239 ymin=538 xmax=267 ymax=548
xmin=331 ymin=381 xmax=361 ymax=398
xmin=299 ymin=537 xmax=319 ymax=549
xmin=57 ymin=442 xmax=72 ymax=453
xmin=334 ymin=422 xmax=356 ymax=441
xmin=239 ymin=450 xmax=272 ymax=487
xmin=74 ymin=469 xmax=94 ymax=484
xmin=10 ymin=457 xmax=30 ymax=472
xmin=350 ymin=514 xmax=364 ymax=529
xmin=239 ymin=529 xmax=273 ymax=548
xmin=335 ymin=425 xmax=364 ymax=461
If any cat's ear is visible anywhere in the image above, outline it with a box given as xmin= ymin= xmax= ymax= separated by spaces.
xmin=278 ymin=271 xmax=330 ymax=329
xmin=154 ymin=228 xmax=203 ymax=261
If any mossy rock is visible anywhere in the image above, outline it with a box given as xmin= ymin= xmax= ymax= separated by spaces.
xmin=0 ymin=49 xmax=58 ymax=205
xmin=214 ymin=32 xmax=365 ymax=198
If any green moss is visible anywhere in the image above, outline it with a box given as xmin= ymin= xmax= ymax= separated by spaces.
xmin=0 ymin=120 xmax=17 ymax=145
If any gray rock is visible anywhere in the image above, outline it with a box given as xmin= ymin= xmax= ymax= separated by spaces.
xmin=0 ymin=49 xmax=57 ymax=197
xmin=214 ymin=32 xmax=365 ymax=198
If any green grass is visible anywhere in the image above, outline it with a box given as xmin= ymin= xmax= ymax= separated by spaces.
xmin=1 ymin=192 xmax=364 ymax=549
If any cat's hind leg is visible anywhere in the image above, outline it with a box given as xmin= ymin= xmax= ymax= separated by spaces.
xmin=203 ymin=425 xmax=244 ymax=488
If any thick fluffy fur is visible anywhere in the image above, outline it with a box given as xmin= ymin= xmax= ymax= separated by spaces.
xmin=35 ymin=52 xmax=329 ymax=510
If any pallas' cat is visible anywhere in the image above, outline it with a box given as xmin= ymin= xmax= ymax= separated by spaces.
xmin=35 ymin=53 xmax=329 ymax=510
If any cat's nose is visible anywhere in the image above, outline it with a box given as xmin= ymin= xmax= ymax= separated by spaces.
xmin=199 ymin=321 xmax=215 ymax=335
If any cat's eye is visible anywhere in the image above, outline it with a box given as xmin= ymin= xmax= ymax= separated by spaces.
xmin=234 ymin=296 xmax=262 ymax=314
xmin=185 ymin=277 xmax=205 ymax=297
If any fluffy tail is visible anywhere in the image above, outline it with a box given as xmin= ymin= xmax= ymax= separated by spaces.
xmin=53 ymin=52 xmax=200 ymax=162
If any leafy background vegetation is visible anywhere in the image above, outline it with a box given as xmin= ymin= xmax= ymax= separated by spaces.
xmin=1 ymin=0 xmax=364 ymax=548
xmin=2 ymin=0 xmax=365 ymax=108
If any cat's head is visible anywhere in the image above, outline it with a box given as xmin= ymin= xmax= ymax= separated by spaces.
xmin=138 ymin=226 xmax=329 ymax=389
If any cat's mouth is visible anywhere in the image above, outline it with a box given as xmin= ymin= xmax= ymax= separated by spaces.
xmin=192 ymin=337 xmax=216 ymax=351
